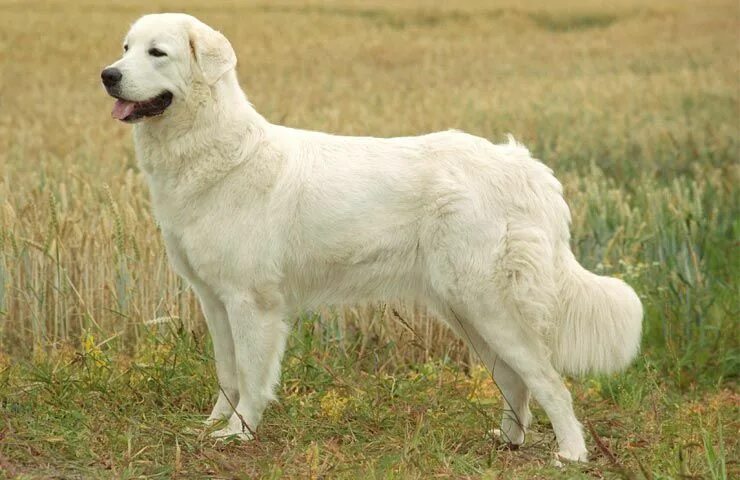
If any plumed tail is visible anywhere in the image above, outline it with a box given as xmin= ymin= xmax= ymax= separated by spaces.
xmin=551 ymin=251 xmax=643 ymax=376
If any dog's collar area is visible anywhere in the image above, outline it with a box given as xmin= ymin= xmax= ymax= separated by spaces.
xmin=111 ymin=91 xmax=173 ymax=123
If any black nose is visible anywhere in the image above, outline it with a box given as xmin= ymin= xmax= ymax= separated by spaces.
xmin=101 ymin=68 xmax=122 ymax=87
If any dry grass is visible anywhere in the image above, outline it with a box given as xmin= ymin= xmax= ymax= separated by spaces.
xmin=1 ymin=0 xmax=736 ymax=360
xmin=0 ymin=0 xmax=738 ymax=478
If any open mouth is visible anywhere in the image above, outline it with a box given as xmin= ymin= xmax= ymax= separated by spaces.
xmin=111 ymin=91 xmax=173 ymax=123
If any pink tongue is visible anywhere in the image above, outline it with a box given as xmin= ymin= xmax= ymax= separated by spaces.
xmin=112 ymin=99 xmax=136 ymax=120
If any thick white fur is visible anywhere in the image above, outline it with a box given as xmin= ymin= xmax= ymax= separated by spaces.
xmin=105 ymin=13 xmax=643 ymax=463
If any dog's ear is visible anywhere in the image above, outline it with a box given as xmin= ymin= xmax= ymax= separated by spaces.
xmin=188 ymin=21 xmax=236 ymax=85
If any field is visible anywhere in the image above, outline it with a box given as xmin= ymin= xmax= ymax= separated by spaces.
xmin=0 ymin=0 xmax=738 ymax=478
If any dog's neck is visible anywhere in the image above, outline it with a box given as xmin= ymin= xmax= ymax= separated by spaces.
xmin=133 ymin=70 xmax=269 ymax=181
xmin=132 ymin=71 xmax=276 ymax=229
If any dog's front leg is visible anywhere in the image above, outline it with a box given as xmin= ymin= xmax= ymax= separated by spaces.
xmin=191 ymin=283 xmax=239 ymax=425
xmin=211 ymin=294 xmax=289 ymax=440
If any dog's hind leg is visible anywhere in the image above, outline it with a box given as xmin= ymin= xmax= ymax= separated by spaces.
xmin=490 ymin=358 xmax=531 ymax=446
xmin=434 ymin=303 xmax=532 ymax=446
xmin=431 ymin=290 xmax=587 ymax=461
xmin=427 ymin=295 xmax=531 ymax=448
xmin=465 ymin=307 xmax=588 ymax=462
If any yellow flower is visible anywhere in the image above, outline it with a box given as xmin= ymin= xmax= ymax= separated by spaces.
xmin=319 ymin=389 xmax=349 ymax=421
xmin=81 ymin=332 xmax=106 ymax=367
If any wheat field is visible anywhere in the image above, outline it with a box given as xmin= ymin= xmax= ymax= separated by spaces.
xmin=0 ymin=0 xmax=738 ymax=478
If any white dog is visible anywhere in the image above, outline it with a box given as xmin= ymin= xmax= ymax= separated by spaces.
xmin=102 ymin=13 xmax=642 ymax=463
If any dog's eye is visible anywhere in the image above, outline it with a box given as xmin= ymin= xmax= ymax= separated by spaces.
xmin=148 ymin=48 xmax=167 ymax=57
xmin=123 ymin=44 xmax=128 ymax=52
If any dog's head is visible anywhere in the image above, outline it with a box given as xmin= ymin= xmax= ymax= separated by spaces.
xmin=101 ymin=13 xmax=236 ymax=123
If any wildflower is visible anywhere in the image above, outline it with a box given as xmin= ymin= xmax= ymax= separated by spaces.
xmin=319 ymin=389 xmax=349 ymax=421
xmin=81 ymin=331 xmax=106 ymax=367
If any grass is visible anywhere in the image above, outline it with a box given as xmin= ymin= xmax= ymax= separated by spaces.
xmin=0 ymin=0 xmax=738 ymax=478
xmin=1 ymin=323 xmax=737 ymax=478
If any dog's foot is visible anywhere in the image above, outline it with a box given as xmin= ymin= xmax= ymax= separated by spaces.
xmin=209 ymin=413 xmax=255 ymax=441
xmin=490 ymin=428 xmax=524 ymax=448
xmin=555 ymin=447 xmax=589 ymax=463
xmin=210 ymin=425 xmax=254 ymax=441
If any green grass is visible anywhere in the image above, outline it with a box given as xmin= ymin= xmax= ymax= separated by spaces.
xmin=1 ymin=322 xmax=736 ymax=479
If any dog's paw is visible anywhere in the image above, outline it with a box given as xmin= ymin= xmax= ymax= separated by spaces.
xmin=555 ymin=447 xmax=589 ymax=463
xmin=210 ymin=426 xmax=253 ymax=441
xmin=490 ymin=428 xmax=524 ymax=448
xmin=209 ymin=415 xmax=255 ymax=441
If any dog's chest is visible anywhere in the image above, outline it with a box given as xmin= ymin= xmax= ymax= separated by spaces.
xmin=155 ymin=184 xmax=276 ymax=292
xmin=161 ymin=216 xmax=260 ymax=292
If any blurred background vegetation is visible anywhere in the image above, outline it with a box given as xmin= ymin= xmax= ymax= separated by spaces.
xmin=0 ymin=0 xmax=737 ymax=477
